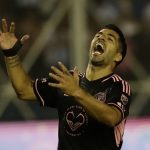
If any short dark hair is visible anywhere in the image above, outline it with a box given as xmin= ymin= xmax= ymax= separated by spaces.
xmin=102 ymin=24 xmax=127 ymax=65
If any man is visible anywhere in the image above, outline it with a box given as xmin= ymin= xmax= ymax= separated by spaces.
xmin=0 ymin=18 xmax=131 ymax=150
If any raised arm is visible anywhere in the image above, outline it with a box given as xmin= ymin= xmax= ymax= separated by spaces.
xmin=0 ymin=19 xmax=36 ymax=101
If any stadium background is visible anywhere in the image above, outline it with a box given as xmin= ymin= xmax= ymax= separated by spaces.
xmin=0 ymin=0 xmax=150 ymax=149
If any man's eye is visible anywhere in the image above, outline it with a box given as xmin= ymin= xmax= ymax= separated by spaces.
xmin=95 ymin=34 xmax=100 ymax=38
xmin=108 ymin=38 xmax=113 ymax=41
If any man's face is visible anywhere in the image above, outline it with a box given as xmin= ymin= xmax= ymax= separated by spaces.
xmin=89 ymin=28 xmax=121 ymax=67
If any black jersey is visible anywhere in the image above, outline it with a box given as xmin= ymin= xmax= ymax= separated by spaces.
xmin=33 ymin=73 xmax=131 ymax=150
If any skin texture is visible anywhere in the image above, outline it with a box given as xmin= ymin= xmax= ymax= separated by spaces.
xmin=0 ymin=19 xmax=122 ymax=126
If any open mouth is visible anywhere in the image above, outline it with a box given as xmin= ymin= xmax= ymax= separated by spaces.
xmin=93 ymin=43 xmax=104 ymax=54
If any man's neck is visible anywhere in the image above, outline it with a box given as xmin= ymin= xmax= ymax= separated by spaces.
xmin=85 ymin=64 xmax=113 ymax=81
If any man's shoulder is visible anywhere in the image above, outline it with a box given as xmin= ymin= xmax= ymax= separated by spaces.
xmin=110 ymin=74 xmax=130 ymax=86
xmin=110 ymin=74 xmax=131 ymax=96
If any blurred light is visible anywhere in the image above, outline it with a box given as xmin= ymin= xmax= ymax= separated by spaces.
xmin=0 ymin=118 xmax=150 ymax=150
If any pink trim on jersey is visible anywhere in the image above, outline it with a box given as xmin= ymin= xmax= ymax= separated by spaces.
xmin=101 ymin=74 xmax=130 ymax=147
xmin=102 ymin=74 xmax=131 ymax=96
xmin=114 ymin=74 xmax=122 ymax=80
xmin=112 ymin=76 xmax=116 ymax=82
xmin=114 ymin=119 xmax=126 ymax=147
xmin=108 ymin=102 xmax=126 ymax=147
xmin=122 ymin=81 xmax=126 ymax=93
xmin=35 ymin=79 xmax=45 ymax=106
xmin=125 ymin=82 xmax=128 ymax=94
xmin=128 ymin=84 xmax=131 ymax=96
xmin=115 ymin=74 xmax=131 ymax=96
xmin=103 ymin=74 xmax=121 ymax=82
xmin=112 ymin=74 xmax=131 ymax=96
xmin=107 ymin=103 xmax=124 ymax=119
xmin=102 ymin=74 xmax=115 ymax=82
xmin=122 ymin=80 xmax=130 ymax=96
xmin=113 ymin=75 xmax=120 ymax=81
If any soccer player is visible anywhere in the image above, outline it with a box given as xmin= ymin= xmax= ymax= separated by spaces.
xmin=0 ymin=18 xmax=131 ymax=150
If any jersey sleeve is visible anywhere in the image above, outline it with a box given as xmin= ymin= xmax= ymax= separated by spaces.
xmin=33 ymin=77 xmax=58 ymax=108
xmin=107 ymin=80 xmax=131 ymax=119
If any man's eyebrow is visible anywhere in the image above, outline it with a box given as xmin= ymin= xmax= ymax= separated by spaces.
xmin=97 ymin=32 xmax=116 ymax=38
xmin=96 ymin=31 xmax=118 ymax=41
xmin=108 ymin=33 xmax=116 ymax=39
xmin=98 ymin=31 xmax=102 ymax=34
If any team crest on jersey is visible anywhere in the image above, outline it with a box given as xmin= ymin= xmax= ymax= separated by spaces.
xmin=121 ymin=94 xmax=128 ymax=105
xmin=94 ymin=92 xmax=106 ymax=102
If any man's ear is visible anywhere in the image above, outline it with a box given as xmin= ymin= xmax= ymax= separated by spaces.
xmin=114 ymin=52 xmax=122 ymax=63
